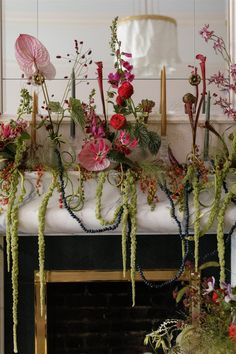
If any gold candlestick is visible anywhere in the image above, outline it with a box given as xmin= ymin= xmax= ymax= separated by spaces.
xmin=161 ymin=66 xmax=167 ymax=136
xmin=31 ymin=91 xmax=38 ymax=147
xmin=159 ymin=68 xmax=163 ymax=114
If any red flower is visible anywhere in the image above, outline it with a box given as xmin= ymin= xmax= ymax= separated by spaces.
xmin=116 ymin=95 xmax=125 ymax=106
xmin=229 ymin=323 xmax=236 ymax=342
xmin=212 ymin=289 xmax=224 ymax=304
xmin=109 ymin=114 xmax=127 ymax=130
xmin=118 ymin=81 xmax=134 ymax=99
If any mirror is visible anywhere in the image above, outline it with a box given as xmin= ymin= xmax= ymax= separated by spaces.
xmin=2 ymin=0 xmax=229 ymax=115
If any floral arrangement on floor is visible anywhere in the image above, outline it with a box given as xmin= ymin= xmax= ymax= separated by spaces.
xmin=144 ymin=275 xmax=236 ymax=354
xmin=2 ymin=18 xmax=236 ymax=354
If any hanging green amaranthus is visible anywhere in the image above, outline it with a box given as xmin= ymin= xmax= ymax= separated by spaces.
xmin=38 ymin=171 xmax=58 ymax=315
xmin=5 ymin=138 xmax=27 ymax=353
xmin=128 ymin=171 xmax=137 ymax=307
xmin=95 ymin=171 xmax=122 ymax=225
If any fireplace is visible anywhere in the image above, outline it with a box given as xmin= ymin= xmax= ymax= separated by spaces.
xmin=4 ymin=234 xmax=227 ymax=354
xmin=35 ymin=270 xmax=190 ymax=354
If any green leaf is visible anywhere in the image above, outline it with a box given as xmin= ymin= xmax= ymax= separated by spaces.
xmin=133 ymin=122 xmax=150 ymax=148
xmin=20 ymin=131 xmax=31 ymax=140
xmin=37 ymin=119 xmax=47 ymax=129
xmin=147 ymin=131 xmax=161 ymax=155
xmin=0 ymin=151 xmax=14 ymax=160
xmin=139 ymin=161 xmax=163 ymax=177
xmin=48 ymin=101 xmax=63 ymax=113
xmin=69 ymin=98 xmax=86 ymax=128
xmin=108 ymin=149 xmax=135 ymax=168
xmin=5 ymin=143 xmax=16 ymax=154
xmin=176 ymin=286 xmax=188 ymax=303
xmin=199 ymin=261 xmax=219 ymax=271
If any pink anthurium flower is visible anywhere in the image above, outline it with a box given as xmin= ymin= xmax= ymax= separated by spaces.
xmin=15 ymin=34 xmax=56 ymax=80
xmin=78 ymin=138 xmax=111 ymax=171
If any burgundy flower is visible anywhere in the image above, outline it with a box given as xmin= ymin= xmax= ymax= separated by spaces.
xmin=199 ymin=24 xmax=214 ymax=42
xmin=124 ymin=72 xmax=135 ymax=82
xmin=209 ymin=71 xmax=225 ymax=87
xmin=196 ymin=54 xmax=207 ymax=95
xmin=109 ymin=114 xmax=127 ymax=130
xmin=118 ymin=81 xmax=134 ymax=99
xmin=230 ymin=64 xmax=236 ymax=80
xmin=115 ymin=130 xmax=138 ymax=154
xmin=108 ymin=72 xmax=121 ymax=88
xmin=121 ymin=52 xmax=132 ymax=58
xmin=213 ymin=37 xmax=224 ymax=53
xmin=122 ymin=61 xmax=133 ymax=72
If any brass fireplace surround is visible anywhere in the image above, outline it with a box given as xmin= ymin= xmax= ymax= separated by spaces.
xmin=34 ymin=269 xmax=191 ymax=354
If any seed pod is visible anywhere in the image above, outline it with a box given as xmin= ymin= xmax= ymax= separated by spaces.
xmin=33 ymin=73 xmax=45 ymax=85
xmin=189 ymin=74 xmax=201 ymax=86
xmin=183 ymin=93 xmax=197 ymax=104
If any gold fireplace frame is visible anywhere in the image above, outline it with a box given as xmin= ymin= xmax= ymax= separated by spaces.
xmin=34 ymin=269 xmax=191 ymax=354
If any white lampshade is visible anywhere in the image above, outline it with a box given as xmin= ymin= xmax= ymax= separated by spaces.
xmin=117 ymin=14 xmax=180 ymax=77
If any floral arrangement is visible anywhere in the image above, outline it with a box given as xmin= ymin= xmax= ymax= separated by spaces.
xmin=143 ymin=24 xmax=236 ymax=354
xmin=144 ymin=275 xmax=236 ymax=354
xmin=2 ymin=18 xmax=164 ymax=353
xmin=2 ymin=18 xmax=236 ymax=354
xmin=78 ymin=18 xmax=160 ymax=171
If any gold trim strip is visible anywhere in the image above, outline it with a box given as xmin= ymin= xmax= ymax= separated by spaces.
xmin=34 ymin=269 xmax=190 ymax=284
xmin=34 ymin=280 xmax=47 ymax=354
xmin=118 ymin=14 xmax=177 ymax=26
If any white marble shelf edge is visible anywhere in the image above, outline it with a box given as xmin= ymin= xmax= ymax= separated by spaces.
xmin=0 ymin=171 xmax=236 ymax=236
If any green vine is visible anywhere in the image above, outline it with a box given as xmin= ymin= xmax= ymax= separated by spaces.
xmin=6 ymin=175 xmax=18 ymax=273
xmin=217 ymin=189 xmax=234 ymax=284
xmin=193 ymin=174 xmax=201 ymax=272
xmin=95 ymin=171 xmax=122 ymax=225
xmin=38 ymin=171 xmax=58 ymax=316
xmin=121 ymin=206 xmax=129 ymax=277
xmin=11 ymin=172 xmax=26 ymax=354
xmin=120 ymin=174 xmax=130 ymax=277
xmin=129 ymin=172 xmax=137 ymax=307
xmin=5 ymin=139 xmax=27 ymax=353
xmin=200 ymin=167 xmax=223 ymax=237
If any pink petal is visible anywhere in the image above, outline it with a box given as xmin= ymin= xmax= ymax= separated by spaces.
xmin=15 ymin=34 xmax=50 ymax=74
xmin=40 ymin=62 xmax=56 ymax=80
xmin=92 ymin=159 xmax=110 ymax=171
xmin=78 ymin=138 xmax=111 ymax=172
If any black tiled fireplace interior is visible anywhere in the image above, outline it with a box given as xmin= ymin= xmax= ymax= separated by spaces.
xmin=47 ymin=281 xmax=176 ymax=354
xmin=4 ymin=234 xmax=227 ymax=354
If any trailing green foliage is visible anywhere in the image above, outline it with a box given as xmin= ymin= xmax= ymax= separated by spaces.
xmin=38 ymin=172 xmax=58 ymax=316
xmin=69 ymin=97 xmax=86 ymax=128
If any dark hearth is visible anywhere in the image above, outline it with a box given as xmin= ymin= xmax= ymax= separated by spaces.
xmin=47 ymin=281 xmax=176 ymax=354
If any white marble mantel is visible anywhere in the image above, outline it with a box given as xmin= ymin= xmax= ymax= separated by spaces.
xmin=0 ymin=171 xmax=236 ymax=236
